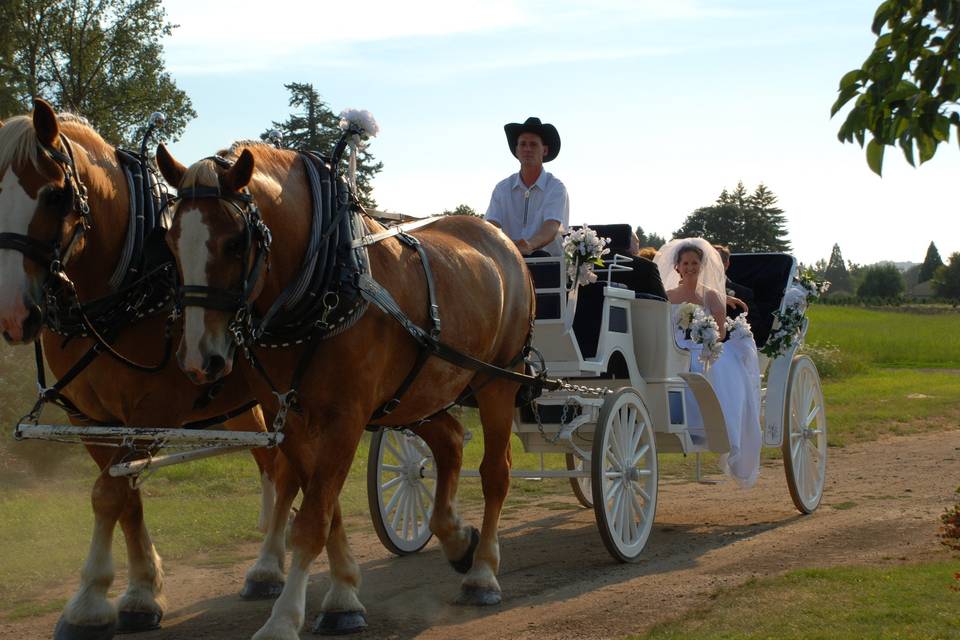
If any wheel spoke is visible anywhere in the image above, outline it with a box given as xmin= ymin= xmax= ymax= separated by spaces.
xmin=610 ymin=414 xmax=626 ymax=465
xmin=381 ymin=464 xmax=403 ymax=473
xmin=380 ymin=475 xmax=402 ymax=491
xmin=417 ymin=480 xmax=435 ymax=505
xmin=630 ymin=490 xmax=647 ymax=525
xmin=631 ymin=443 xmax=650 ymax=467
xmin=805 ymin=404 xmax=820 ymax=428
xmin=384 ymin=437 xmax=404 ymax=463
xmin=390 ymin=486 xmax=406 ymax=530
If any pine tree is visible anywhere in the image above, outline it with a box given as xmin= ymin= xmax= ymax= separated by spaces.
xmin=676 ymin=182 xmax=790 ymax=252
xmin=823 ymin=243 xmax=852 ymax=294
xmin=747 ymin=183 xmax=791 ymax=251
xmin=263 ymin=82 xmax=382 ymax=209
xmin=918 ymin=241 xmax=944 ymax=283
xmin=635 ymin=226 xmax=666 ymax=249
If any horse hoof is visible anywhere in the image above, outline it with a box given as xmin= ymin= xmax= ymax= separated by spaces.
xmin=241 ymin=578 xmax=285 ymax=600
xmin=455 ymin=585 xmax=502 ymax=607
xmin=53 ymin=617 xmax=116 ymax=640
xmin=448 ymin=526 xmax=480 ymax=575
xmin=311 ymin=610 xmax=368 ymax=635
xmin=115 ymin=610 xmax=162 ymax=634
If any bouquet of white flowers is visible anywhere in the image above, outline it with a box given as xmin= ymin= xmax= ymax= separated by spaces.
xmin=676 ymin=305 xmax=723 ymax=366
xmin=795 ymin=270 xmax=831 ymax=303
xmin=725 ymin=314 xmax=754 ymax=341
xmin=562 ymin=225 xmax=610 ymax=288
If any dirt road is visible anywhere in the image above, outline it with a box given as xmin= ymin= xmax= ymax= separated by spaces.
xmin=5 ymin=429 xmax=958 ymax=639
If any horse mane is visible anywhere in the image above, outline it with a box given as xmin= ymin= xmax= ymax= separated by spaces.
xmin=0 ymin=112 xmax=109 ymax=175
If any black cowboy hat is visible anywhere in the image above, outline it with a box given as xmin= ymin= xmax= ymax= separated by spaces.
xmin=504 ymin=116 xmax=561 ymax=162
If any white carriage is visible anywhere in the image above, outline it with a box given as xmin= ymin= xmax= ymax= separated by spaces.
xmin=368 ymin=224 xmax=827 ymax=562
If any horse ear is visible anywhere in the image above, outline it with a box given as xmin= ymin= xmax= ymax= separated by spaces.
xmin=156 ymin=143 xmax=187 ymax=187
xmin=33 ymin=98 xmax=59 ymax=146
xmin=224 ymin=149 xmax=255 ymax=192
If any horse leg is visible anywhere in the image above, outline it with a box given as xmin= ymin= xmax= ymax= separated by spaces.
xmin=242 ymin=451 xmax=299 ymax=600
xmin=56 ymin=443 xmax=165 ymax=639
xmin=225 ymin=407 xmax=278 ymax=533
xmin=252 ymin=425 xmax=362 ymax=640
xmin=411 ymin=412 xmax=479 ymax=571
xmin=313 ymin=499 xmax=367 ymax=634
xmin=456 ymin=383 xmax=517 ymax=606
xmin=114 ymin=483 xmax=166 ymax=633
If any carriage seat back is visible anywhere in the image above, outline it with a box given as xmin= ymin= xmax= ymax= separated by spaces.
xmin=629 ymin=298 xmax=690 ymax=378
xmin=727 ymin=253 xmax=797 ymax=348
xmin=569 ymin=225 xmax=667 ymax=359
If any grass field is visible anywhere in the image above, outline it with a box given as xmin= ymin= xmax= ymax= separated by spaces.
xmin=0 ymin=305 xmax=958 ymax=625
xmin=635 ymin=562 xmax=960 ymax=640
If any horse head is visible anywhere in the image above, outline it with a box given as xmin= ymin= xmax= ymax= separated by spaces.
xmin=0 ymin=99 xmax=96 ymax=343
xmin=158 ymin=143 xmax=269 ymax=384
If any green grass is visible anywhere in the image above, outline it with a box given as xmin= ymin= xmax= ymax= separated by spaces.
xmin=635 ymin=562 xmax=960 ymax=640
xmin=806 ymin=306 xmax=960 ymax=370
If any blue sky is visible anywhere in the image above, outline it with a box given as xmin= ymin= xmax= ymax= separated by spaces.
xmin=160 ymin=0 xmax=959 ymax=267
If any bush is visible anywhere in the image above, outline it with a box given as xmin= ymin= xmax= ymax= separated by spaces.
xmin=856 ymin=264 xmax=905 ymax=298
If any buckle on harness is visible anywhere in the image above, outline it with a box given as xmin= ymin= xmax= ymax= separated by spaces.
xmin=429 ymin=304 xmax=441 ymax=339
xmin=380 ymin=398 xmax=401 ymax=415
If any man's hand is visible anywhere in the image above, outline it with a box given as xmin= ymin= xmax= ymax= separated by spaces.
xmin=726 ymin=295 xmax=749 ymax=313
xmin=515 ymin=238 xmax=534 ymax=255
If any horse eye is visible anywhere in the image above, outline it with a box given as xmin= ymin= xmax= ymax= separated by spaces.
xmin=43 ymin=188 xmax=66 ymax=209
xmin=225 ymin=236 xmax=245 ymax=257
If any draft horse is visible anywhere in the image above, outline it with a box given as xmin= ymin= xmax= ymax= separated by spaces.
xmin=0 ymin=100 xmax=294 ymax=639
xmin=157 ymin=139 xmax=535 ymax=639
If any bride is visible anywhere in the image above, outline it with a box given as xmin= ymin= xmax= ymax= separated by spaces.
xmin=654 ymin=238 xmax=762 ymax=488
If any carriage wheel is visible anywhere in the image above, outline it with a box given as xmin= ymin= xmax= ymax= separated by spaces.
xmin=782 ymin=355 xmax=827 ymax=514
xmin=367 ymin=429 xmax=436 ymax=555
xmin=591 ymin=388 xmax=658 ymax=562
xmin=565 ymin=453 xmax=593 ymax=508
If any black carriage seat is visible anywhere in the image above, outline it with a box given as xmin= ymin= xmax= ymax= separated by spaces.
xmin=726 ymin=253 xmax=796 ymax=349
xmin=570 ymin=224 xmax=667 ymax=359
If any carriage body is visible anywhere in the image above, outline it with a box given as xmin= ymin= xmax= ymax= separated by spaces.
xmin=369 ymin=224 xmax=828 ymax=560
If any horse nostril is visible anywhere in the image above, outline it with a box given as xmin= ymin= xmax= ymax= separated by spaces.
xmin=205 ymin=354 xmax=226 ymax=378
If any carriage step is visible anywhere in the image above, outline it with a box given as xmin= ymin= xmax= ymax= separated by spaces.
xmin=14 ymin=423 xmax=283 ymax=449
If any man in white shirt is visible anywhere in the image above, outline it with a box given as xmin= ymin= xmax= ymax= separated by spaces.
xmin=485 ymin=117 xmax=570 ymax=256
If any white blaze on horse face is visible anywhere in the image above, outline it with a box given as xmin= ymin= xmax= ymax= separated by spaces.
xmin=177 ymin=207 xmax=213 ymax=372
xmin=0 ymin=169 xmax=39 ymax=337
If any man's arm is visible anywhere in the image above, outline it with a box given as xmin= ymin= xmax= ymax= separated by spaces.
xmin=520 ymin=219 xmax=562 ymax=254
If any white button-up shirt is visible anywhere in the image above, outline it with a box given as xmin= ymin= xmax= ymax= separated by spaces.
xmin=484 ymin=170 xmax=569 ymax=256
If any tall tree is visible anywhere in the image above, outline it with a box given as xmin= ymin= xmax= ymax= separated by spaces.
xmin=0 ymin=0 xmax=195 ymax=147
xmin=441 ymin=204 xmax=480 ymax=217
xmin=824 ymin=244 xmax=853 ymax=294
xmin=674 ymin=182 xmax=790 ymax=252
xmin=919 ymin=241 xmax=944 ymax=282
xmin=263 ymin=82 xmax=382 ymax=209
xmin=832 ymin=1 xmax=960 ymax=174
xmin=857 ymin=263 xmax=905 ymax=298
xmin=932 ymin=252 xmax=960 ymax=298
xmin=747 ymin=183 xmax=791 ymax=251
xmin=635 ymin=225 xmax=666 ymax=249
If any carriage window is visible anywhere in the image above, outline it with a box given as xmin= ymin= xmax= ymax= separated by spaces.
xmin=668 ymin=390 xmax=684 ymax=425
xmin=608 ymin=306 xmax=628 ymax=333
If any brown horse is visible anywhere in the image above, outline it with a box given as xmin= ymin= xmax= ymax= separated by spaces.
xmin=157 ymin=140 xmax=534 ymax=639
xmin=0 ymin=100 xmax=295 ymax=639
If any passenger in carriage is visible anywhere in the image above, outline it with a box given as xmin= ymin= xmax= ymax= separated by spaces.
xmin=654 ymin=238 xmax=762 ymax=488
xmin=484 ymin=116 xmax=569 ymax=257
xmin=714 ymin=244 xmax=754 ymax=319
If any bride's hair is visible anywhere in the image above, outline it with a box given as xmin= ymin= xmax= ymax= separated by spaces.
xmin=674 ymin=243 xmax=704 ymax=265
xmin=653 ymin=237 xmax=727 ymax=308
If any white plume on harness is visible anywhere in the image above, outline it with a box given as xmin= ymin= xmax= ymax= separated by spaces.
xmin=338 ymin=109 xmax=379 ymax=193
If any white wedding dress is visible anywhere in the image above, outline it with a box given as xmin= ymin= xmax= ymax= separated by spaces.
xmin=673 ymin=304 xmax=762 ymax=488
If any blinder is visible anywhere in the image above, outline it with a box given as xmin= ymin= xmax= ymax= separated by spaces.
xmin=172 ymin=164 xmax=272 ymax=329
xmin=0 ymin=133 xmax=93 ymax=294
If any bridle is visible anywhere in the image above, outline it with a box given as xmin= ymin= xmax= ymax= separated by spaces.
xmin=172 ymin=158 xmax=272 ymax=349
xmin=0 ymin=133 xmax=92 ymax=274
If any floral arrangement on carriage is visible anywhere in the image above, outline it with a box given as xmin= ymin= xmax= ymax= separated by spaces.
xmin=676 ymin=302 xmax=724 ymax=366
xmin=562 ymin=225 xmax=611 ymax=288
xmin=761 ymin=270 xmax=830 ymax=359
